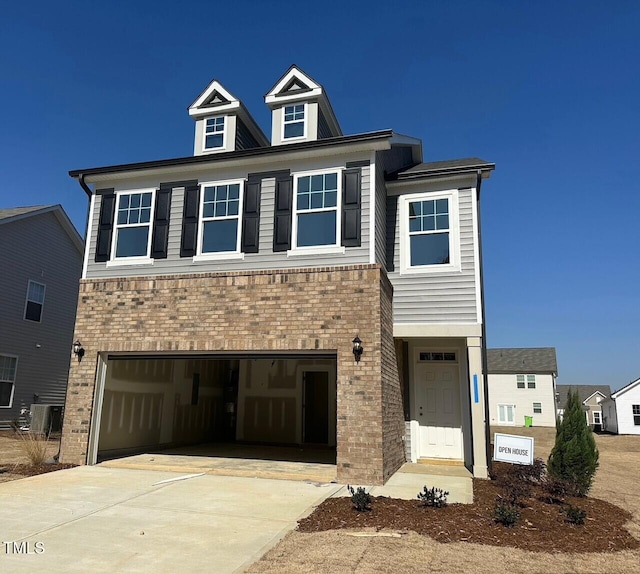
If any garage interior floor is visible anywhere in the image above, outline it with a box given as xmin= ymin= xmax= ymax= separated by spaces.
xmin=99 ymin=442 xmax=338 ymax=483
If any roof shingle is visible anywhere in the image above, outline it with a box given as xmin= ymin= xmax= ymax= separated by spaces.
xmin=486 ymin=348 xmax=558 ymax=374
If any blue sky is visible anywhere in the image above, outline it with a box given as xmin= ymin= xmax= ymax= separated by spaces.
xmin=1 ymin=1 xmax=638 ymax=389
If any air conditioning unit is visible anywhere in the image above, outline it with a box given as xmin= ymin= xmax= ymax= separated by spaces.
xmin=29 ymin=404 xmax=64 ymax=435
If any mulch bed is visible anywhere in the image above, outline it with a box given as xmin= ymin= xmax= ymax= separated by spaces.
xmin=298 ymin=466 xmax=639 ymax=553
xmin=0 ymin=463 xmax=77 ymax=477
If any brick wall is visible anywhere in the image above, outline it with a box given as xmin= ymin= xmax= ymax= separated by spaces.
xmin=60 ymin=264 xmax=404 ymax=485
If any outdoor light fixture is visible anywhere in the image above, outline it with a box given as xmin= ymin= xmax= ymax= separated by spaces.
xmin=72 ymin=340 xmax=85 ymax=362
xmin=352 ymin=336 xmax=363 ymax=363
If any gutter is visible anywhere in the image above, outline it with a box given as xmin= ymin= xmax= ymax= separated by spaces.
xmin=476 ymin=169 xmax=493 ymax=473
xmin=78 ymin=174 xmax=92 ymax=250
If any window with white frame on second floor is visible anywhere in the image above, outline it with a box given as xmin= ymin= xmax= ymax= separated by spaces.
xmin=633 ymin=404 xmax=640 ymax=426
xmin=400 ymin=191 xmax=459 ymax=274
xmin=198 ymin=182 xmax=243 ymax=255
xmin=293 ymin=171 xmax=339 ymax=248
xmin=113 ymin=191 xmax=154 ymax=259
xmin=204 ymin=116 xmax=225 ymax=150
xmin=0 ymin=355 xmax=17 ymax=408
xmin=517 ymin=374 xmax=536 ymax=389
xmin=283 ymin=104 xmax=305 ymax=139
xmin=24 ymin=280 xmax=45 ymax=322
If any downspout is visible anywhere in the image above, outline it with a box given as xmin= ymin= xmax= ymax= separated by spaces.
xmin=476 ymin=169 xmax=493 ymax=473
xmin=55 ymin=174 xmax=92 ymax=463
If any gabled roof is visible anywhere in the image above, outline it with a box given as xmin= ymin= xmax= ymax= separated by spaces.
xmin=188 ymin=79 xmax=269 ymax=147
xmin=486 ymin=347 xmax=558 ymax=374
xmin=556 ymin=385 xmax=611 ymax=406
xmin=265 ymin=64 xmax=342 ymax=137
xmin=0 ymin=204 xmax=83 ymax=254
xmin=611 ymin=376 xmax=640 ymax=399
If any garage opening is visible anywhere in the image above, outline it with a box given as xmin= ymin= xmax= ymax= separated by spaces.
xmin=94 ymin=353 xmax=337 ymax=466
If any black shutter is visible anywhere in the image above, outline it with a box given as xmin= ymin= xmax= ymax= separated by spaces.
xmin=341 ymin=168 xmax=361 ymax=247
xmin=273 ymin=174 xmax=293 ymax=252
xmin=95 ymin=190 xmax=115 ymax=262
xmin=180 ymin=184 xmax=200 ymax=257
xmin=241 ymin=178 xmax=261 ymax=253
xmin=151 ymin=187 xmax=172 ymax=259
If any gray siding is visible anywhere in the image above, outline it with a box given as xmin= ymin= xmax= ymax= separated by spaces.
xmin=317 ymin=109 xmax=332 ymax=139
xmin=0 ymin=212 xmax=82 ymax=428
xmin=387 ymin=187 xmax=479 ymax=324
xmin=235 ymin=118 xmax=260 ymax=150
xmin=85 ymin=161 xmax=371 ymax=278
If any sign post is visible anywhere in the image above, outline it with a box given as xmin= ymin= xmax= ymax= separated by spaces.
xmin=493 ymin=433 xmax=535 ymax=465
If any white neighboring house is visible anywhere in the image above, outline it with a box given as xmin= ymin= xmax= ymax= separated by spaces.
xmin=601 ymin=377 xmax=640 ymax=435
xmin=555 ymin=385 xmax=611 ymax=431
xmin=487 ymin=348 xmax=558 ymax=427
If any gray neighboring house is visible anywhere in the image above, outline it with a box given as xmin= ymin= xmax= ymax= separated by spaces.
xmin=487 ymin=348 xmax=558 ymax=427
xmin=555 ymin=384 xmax=611 ymax=431
xmin=0 ymin=205 xmax=83 ymax=429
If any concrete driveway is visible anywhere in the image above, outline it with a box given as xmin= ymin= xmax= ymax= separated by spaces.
xmin=0 ymin=466 xmax=341 ymax=573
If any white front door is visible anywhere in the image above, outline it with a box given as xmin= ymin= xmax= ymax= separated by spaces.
xmin=498 ymin=404 xmax=515 ymax=425
xmin=415 ymin=363 xmax=462 ymax=460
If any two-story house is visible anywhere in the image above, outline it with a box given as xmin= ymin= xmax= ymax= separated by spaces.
xmin=60 ymin=66 xmax=494 ymax=485
xmin=0 ymin=205 xmax=83 ymax=429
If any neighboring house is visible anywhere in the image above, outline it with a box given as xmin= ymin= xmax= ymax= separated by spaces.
xmin=600 ymin=377 xmax=640 ymax=435
xmin=487 ymin=348 xmax=558 ymax=427
xmin=556 ymin=384 xmax=611 ymax=431
xmin=60 ymin=65 xmax=495 ymax=485
xmin=0 ymin=205 xmax=83 ymax=429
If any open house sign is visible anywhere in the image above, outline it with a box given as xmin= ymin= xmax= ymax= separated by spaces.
xmin=493 ymin=433 xmax=535 ymax=465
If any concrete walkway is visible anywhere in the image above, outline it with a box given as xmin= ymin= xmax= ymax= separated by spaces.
xmin=0 ymin=466 xmax=341 ymax=573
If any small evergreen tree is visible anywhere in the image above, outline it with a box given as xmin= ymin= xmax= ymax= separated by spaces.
xmin=547 ymin=390 xmax=599 ymax=496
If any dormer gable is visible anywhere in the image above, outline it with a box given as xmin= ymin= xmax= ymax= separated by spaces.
xmin=265 ymin=65 xmax=342 ymax=146
xmin=189 ymin=79 xmax=268 ymax=156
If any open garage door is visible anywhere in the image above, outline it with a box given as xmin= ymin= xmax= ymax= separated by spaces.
xmin=91 ymin=353 xmax=337 ymax=464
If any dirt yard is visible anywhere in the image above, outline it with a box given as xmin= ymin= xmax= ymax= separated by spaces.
xmin=0 ymin=430 xmax=62 ymax=483
xmin=249 ymin=427 xmax=640 ymax=574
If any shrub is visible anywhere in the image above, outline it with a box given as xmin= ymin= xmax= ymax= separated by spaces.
xmin=417 ymin=486 xmax=449 ymax=508
xmin=18 ymin=432 xmax=49 ymax=466
xmin=494 ymin=500 xmax=520 ymax=527
xmin=542 ymin=475 xmax=571 ymax=504
xmin=500 ymin=473 xmax=532 ymax=506
xmin=518 ymin=458 xmax=546 ymax=483
xmin=347 ymin=485 xmax=372 ymax=512
xmin=548 ymin=390 xmax=599 ymax=496
xmin=564 ymin=505 xmax=587 ymax=525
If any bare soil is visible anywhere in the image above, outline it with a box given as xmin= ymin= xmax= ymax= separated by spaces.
xmin=0 ymin=430 xmax=72 ymax=483
xmin=250 ymin=428 xmax=640 ymax=573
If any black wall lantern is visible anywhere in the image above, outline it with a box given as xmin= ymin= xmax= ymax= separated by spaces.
xmin=72 ymin=340 xmax=85 ymax=362
xmin=352 ymin=336 xmax=363 ymax=363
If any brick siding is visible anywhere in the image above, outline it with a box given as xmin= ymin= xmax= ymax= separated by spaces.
xmin=60 ymin=264 xmax=405 ymax=484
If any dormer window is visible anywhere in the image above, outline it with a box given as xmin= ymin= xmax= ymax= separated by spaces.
xmin=204 ymin=116 xmax=225 ymax=150
xmin=283 ymin=104 xmax=305 ymax=139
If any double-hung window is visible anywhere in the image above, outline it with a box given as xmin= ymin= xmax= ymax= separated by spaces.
xmin=197 ymin=181 xmax=243 ymax=257
xmin=24 ymin=280 xmax=45 ymax=322
xmin=283 ymin=104 xmax=305 ymax=139
xmin=533 ymin=402 xmax=542 ymax=414
xmin=204 ymin=116 xmax=225 ymax=150
xmin=400 ymin=191 xmax=459 ymax=273
xmin=517 ymin=374 xmax=536 ymax=389
xmin=0 ymin=355 xmax=17 ymax=408
xmin=633 ymin=404 xmax=640 ymax=426
xmin=293 ymin=171 xmax=340 ymax=249
xmin=113 ymin=191 xmax=154 ymax=260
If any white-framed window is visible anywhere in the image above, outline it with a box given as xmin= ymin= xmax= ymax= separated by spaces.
xmin=111 ymin=190 xmax=155 ymax=261
xmin=633 ymin=404 xmax=640 ymax=426
xmin=24 ymin=280 xmax=46 ymax=322
xmin=533 ymin=402 xmax=542 ymax=414
xmin=0 ymin=355 xmax=17 ymax=408
xmin=283 ymin=103 xmax=306 ymax=140
xmin=291 ymin=170 xmax=342 ymax=252
xmin=204 ymin=116 xmax=225 ymax=150
xmin=399 ymin=190 xmax=460 ymax=274
xmin=593 ymin=410 xmax=602 ymax=425
xmin=195 ymin=180 xmax=244 ymax=259
xmin=516 ymin=374 xmax=536 ymax=389
xmin=498 ymin=404 xmax=515 ymax=424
